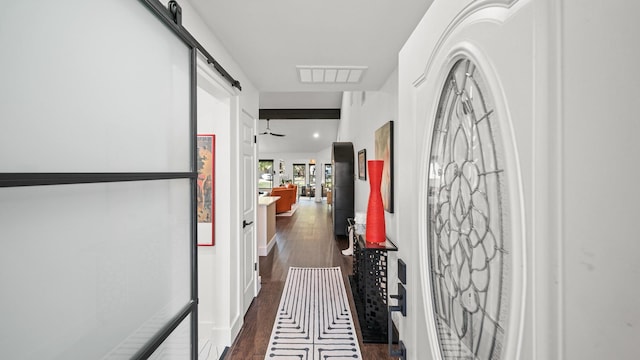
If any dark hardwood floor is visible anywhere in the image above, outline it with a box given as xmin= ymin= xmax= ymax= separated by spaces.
xmin=224 ymin=198 xmax=394 ymax=359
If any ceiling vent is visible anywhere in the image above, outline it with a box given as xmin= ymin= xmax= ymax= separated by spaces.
xmin=297 ymin=65 xmax=368 ymax=84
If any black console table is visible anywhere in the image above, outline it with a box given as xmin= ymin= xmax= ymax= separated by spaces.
xmin=347 ymin=219 xmax=398 ymax=343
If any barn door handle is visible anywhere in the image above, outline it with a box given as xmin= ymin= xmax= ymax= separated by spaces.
xmin=242 ymin=220 xmax=253 ymax=228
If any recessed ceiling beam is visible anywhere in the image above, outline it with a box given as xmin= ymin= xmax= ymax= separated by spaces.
xmin=259 ymin=109 xmax=341 ymax=119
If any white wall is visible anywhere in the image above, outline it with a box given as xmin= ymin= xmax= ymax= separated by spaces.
xmin=196 ymin=85 xmax=231 ymax=345
xmin=338 ymin=71 xmax=399 ymax=227
xmin=172 ymin=1 xmax=259 ymax=113
xmin=397 ymin=0 xmax=640 ymax=359
xmin=335 ymin=70 xmax=402 ymax=331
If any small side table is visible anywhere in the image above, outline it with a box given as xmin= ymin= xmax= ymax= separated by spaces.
xmin=347 ymin=219 xmax=398 ymax=343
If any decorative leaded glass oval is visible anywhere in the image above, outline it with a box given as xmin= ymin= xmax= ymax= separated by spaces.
xmin=427 ymin=58 xmax=510 ymax=360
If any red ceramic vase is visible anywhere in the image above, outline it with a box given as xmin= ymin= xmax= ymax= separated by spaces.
xmin=366 ymin=160 xmax=386 ymax=243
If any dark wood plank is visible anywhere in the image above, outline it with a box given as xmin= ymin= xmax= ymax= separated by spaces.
xmin=224 ymin=199 xmax=394 ymax=359
xmin=259 ymin=108 xmax=341 ymax=119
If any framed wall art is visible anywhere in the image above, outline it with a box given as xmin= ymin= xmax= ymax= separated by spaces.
xmin=358 ymin=149 xmax=367 ymax=180
xmin=375 ymin=121 xmax=394 ymax=213
xmin=197 ymin=134 xmax=215 ymax=246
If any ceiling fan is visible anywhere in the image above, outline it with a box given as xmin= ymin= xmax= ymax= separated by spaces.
xmin=259 ymin=119 xmax=285 ymax=137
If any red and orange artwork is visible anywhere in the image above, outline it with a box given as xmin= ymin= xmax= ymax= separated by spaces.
xmin=197 ymin=135 xmax=214 ymax=224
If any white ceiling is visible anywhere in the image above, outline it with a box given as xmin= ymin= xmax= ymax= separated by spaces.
xmin=189 ymin=0 xmax=434 ymax=153
xmin=257 ymin=119 xmax=339 ymax=154
xmin=259 ymin=92 xmax=343 ymax=109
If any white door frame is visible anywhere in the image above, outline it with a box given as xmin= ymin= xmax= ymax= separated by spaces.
xmin=195 ymin=53 xmax=246 ymax=346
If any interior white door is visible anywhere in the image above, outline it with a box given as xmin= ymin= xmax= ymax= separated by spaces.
xmin=241 ymin=109 xmax=258 ymax=314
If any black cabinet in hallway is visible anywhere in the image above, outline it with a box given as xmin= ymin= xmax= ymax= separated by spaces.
xmin=331 ymin=142 xmax=354 ymax=236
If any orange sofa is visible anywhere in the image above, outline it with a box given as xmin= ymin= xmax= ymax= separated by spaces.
xmin=270 ymin=184 xmax=297 ymax=213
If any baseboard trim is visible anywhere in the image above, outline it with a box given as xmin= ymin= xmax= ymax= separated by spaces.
xmin=218 ymin=346 xmax=230 ymax=360
xmin=230 ymin=313 xmax=242 ymax=343
xmin=258 ymin=233 xmax=277 ymax=256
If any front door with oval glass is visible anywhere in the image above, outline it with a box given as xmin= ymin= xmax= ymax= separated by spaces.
xmin=427 ymin=58 xmax=511 ymax=360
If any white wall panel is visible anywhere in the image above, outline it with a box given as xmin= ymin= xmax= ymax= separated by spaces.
xmin=0 ymin=0 xmax=190 ymax=172
xmin=0 ymin=180 xmax=191 ymax=359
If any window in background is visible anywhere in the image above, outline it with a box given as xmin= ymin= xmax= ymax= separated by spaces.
xmin=293 ymin=163 xmax=306 ymax=195
xmin=308 ymin=163 xmax=317 ymax=197
xmin=324 ymin=164 xmax=332 ymax=190
xmin=258 ymin=159 xmax=274 ymax=189
xmin=309 ymin=164 xmax=316 ymax=187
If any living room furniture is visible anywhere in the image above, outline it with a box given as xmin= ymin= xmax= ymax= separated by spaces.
xmin=270 ymin=184 xmax=297 ymax=213
xmin=304 ymin=184 xmax=315 ymax=197
xmin=331 ymin=142 xmax=354 ymax=236
xmin=257 ymin=196 xmax=279 ymax=256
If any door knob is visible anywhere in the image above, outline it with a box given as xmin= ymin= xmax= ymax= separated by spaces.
xmin=242 ymin=220 xmax=253 ymax=228
xmin=389 ymin=283 xmax=407 ymax=360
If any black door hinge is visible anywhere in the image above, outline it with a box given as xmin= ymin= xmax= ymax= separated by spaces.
xmin=254 ymin=262 xmax=257 ymax=271
xmin=254 ymin=135 xmax=257 ymax=144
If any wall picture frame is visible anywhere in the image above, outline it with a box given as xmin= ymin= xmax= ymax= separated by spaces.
xmin=197 ymin=134 xmax=215 ymax=246
xmin=375 ymin=121 xmax=394 ymax=213
xmin=358 ymin=149 xmax=367 ymax=180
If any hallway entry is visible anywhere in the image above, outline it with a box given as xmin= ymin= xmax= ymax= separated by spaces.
xmin=223 ymin=200 xmax=394 ymax=359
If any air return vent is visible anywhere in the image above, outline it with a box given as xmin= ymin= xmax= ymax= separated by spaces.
xmin=297 ymin=65 xmax=368 ymax=84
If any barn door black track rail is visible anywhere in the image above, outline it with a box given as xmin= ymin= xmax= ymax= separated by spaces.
xmin=139 ymin=0 xmax=242 ymax=91
xmin=0 ymin=172 xmax=196 ymax=188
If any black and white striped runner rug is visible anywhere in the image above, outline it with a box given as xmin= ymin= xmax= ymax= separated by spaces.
xmin=265 ymin=267 xmax=362 ymax=359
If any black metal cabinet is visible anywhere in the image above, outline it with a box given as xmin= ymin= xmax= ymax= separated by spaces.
xmin=331 ymin=142 xmax=354 ymax=236
xmin=348 ymin=220 xmax=398 ymax=343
